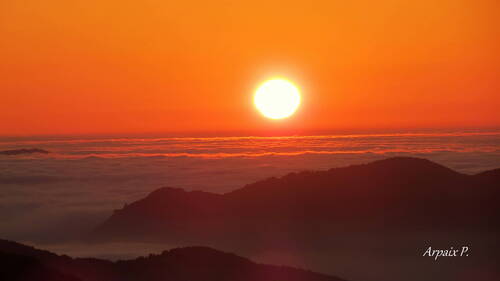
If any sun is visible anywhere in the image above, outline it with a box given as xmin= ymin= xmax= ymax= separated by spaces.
xmin=254 ymin=78 xmax=301 ymax=119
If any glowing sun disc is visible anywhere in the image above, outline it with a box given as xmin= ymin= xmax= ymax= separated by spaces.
xmin=254 ymin=78 xmax=301 ymax=119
